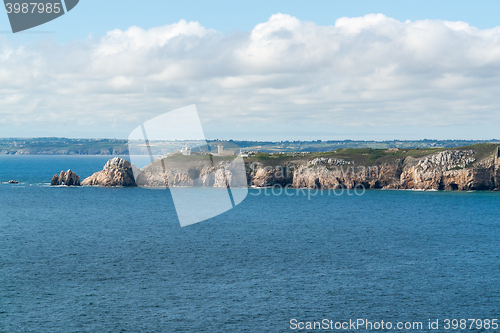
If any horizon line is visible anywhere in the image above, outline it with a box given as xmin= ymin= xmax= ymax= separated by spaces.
xmin=1 ymin=137 xmax=500 ymax=143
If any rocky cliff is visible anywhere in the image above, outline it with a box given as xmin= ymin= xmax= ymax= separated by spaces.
xmin=399 ymin=150 xmax=492 ymax=190
xmin=81 ymin=157 xmax=136 ymax=187
xmin=246 ymin=145 xmax=500 ymax=191
xmin=83 ymin=155 xmax=247 ymax=188
xmin=82 ymin=145 xmax=500 ymax=191
xmin=51 ymin=170 xmax=81 ymax=186
xmin=135 ymin=155 xmax=246 ymax=188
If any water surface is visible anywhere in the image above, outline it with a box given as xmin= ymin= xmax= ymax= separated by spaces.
xmin=1 ymin=156 xmax=499 ymax=332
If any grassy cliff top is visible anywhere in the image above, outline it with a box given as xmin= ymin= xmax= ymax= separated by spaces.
xmin=245 ymin=143 xmax=499 ymax=167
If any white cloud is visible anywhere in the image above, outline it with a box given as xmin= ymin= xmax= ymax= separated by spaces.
xmin=1 ymin=13 xmax=500 ymax=139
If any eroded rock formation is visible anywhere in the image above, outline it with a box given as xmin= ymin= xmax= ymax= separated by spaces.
xmin=50 ymin=170 xmax=80 ymax=186
xmin=80 ymin=146 xmax=500 ymax=191
xmin=247 ymin=147 xmax=500 ymax=191
xmin=295 ymin=162 xmax=401 ymax=189
xmin=400 ymin=150 xmax=490 ymax=190
xmin=135 ymin=157 xmax=246 ymax=188
xmin=81 ymin=157 xmax=136 ymax=187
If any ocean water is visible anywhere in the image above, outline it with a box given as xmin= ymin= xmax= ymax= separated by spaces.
xmin=1 ymin=156 xmax=500 ymax=332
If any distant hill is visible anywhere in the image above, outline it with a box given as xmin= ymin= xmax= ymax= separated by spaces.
xmin=0 ymin=137 xmax=498 ymax=155
xmin=0 ymin=138 xmax=128 ymax=155
xmin=220 ymin=139 xmax=500 ymax=153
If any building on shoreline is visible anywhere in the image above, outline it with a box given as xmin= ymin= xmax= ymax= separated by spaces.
xmin=213 ymin=144 xmax=235 ymax=156
xmin=181 ymin=144 xmax=192 ymax=156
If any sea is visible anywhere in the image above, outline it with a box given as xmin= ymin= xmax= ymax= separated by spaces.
xmin=1 ymin=155 xmax=499 ymax=332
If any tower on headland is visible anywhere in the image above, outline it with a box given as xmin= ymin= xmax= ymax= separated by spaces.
xmin=181 ymin=144 xmax=191 ymax=156
xmin=215 ymin=144 xmax=235 ymax=156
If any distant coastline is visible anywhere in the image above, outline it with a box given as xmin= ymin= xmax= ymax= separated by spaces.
xmin=1 ymin=137 xmax=499 ymax=155
xmin=40 ymin=143 xmax=499 ymax=192
xmin=0 ymin=138 xmax=128 ymax=155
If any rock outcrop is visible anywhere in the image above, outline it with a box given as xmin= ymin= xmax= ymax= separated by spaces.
xmin=247 ymin=163 xmax=295 ymax=187
xmin=81 ymin=157 xmax=136 ymax=187
xmin=308 ymin=157 xmax=352 ymax=166
xmin=291 ymin=161 xmax=402 ymax=189
xmin=399 ymin=150 xmax=493 ymax=190
xmin=8 ymin=180 xmax=18 ymax=184
xmin=50 ymin=170 xmax=80 ymax=186
xmin=135 ymin=156 xmax=246 ymax=188
xmin=246 ymin=147 xmax=500 ymax=191
xmin=81 ymin=146 xmax=500 ymax=191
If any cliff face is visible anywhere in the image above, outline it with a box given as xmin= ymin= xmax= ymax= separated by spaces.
xmin=400 ymin=150 xmax=495 ymax=190
xmin=247 ymin=163 xmax=294 ymax=187
xmin=84 ymin=156 xmax=246 ymax=188
xmin=290 ymin=160 xmax=403 ymax=190
xmin=135 ymin=156 xmax=247 ymax=188
xmin=496 ymin=151 xmax=500 ymax=189
xmin=82 ymin=146 xmax=500 ymax=191
xmin=135 ymin=163 xmax=231 ymax=187
xmin=247 ymin=147 xmax=500 ymax=191
xmin=50 ymin=170 xmax=80 ymax=186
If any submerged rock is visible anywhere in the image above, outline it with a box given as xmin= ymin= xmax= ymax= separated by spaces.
xmin=50 ymin=170 xmax=81 ymax=186
xmin=81 ymin=157 xmax=136 ymax=187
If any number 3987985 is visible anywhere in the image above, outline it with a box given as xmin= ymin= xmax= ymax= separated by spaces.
xmin=5 ymin=3 xmax=61 ymax=14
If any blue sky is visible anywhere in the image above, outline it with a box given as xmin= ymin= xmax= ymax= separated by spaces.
xmin=3 ymin=0 xmax=500 ymax=41
xmin=1 ymin=1 xmax=500 ymax=140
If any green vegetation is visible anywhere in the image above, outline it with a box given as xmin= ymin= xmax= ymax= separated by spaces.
xmin=461 ymin=143 xmax=498 ymax=161
xmin=0 ymin=138 xmax=128 ymax=155
xmin=327 ymin=147 xmax=447 ymax=166
xmin=0 ymin=137 xmax=498 ymax=157
xmin=247 ymin=143 xmax=500 ymax=167
xmin=217 ymin=139 xmax=500 ymax=153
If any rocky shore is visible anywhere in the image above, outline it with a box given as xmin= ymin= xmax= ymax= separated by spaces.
xmin=72 ymin=144 xmax=500 ymax=191
xmin=249 ymin=148 xmax=500 ymax=191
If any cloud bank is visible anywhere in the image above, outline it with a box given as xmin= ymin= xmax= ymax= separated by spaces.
xmin=1 ymin=13 xmax=500 ymax=139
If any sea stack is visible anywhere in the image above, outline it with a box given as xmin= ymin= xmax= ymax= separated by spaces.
xmin=81 ymin=157 xmax=136 ymax=187
xmin=50 ymin=170 xmax=81 ymax=186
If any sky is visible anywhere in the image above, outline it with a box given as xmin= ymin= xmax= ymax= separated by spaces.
xmin=1 ymin=0 xmax=500 ymax=140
